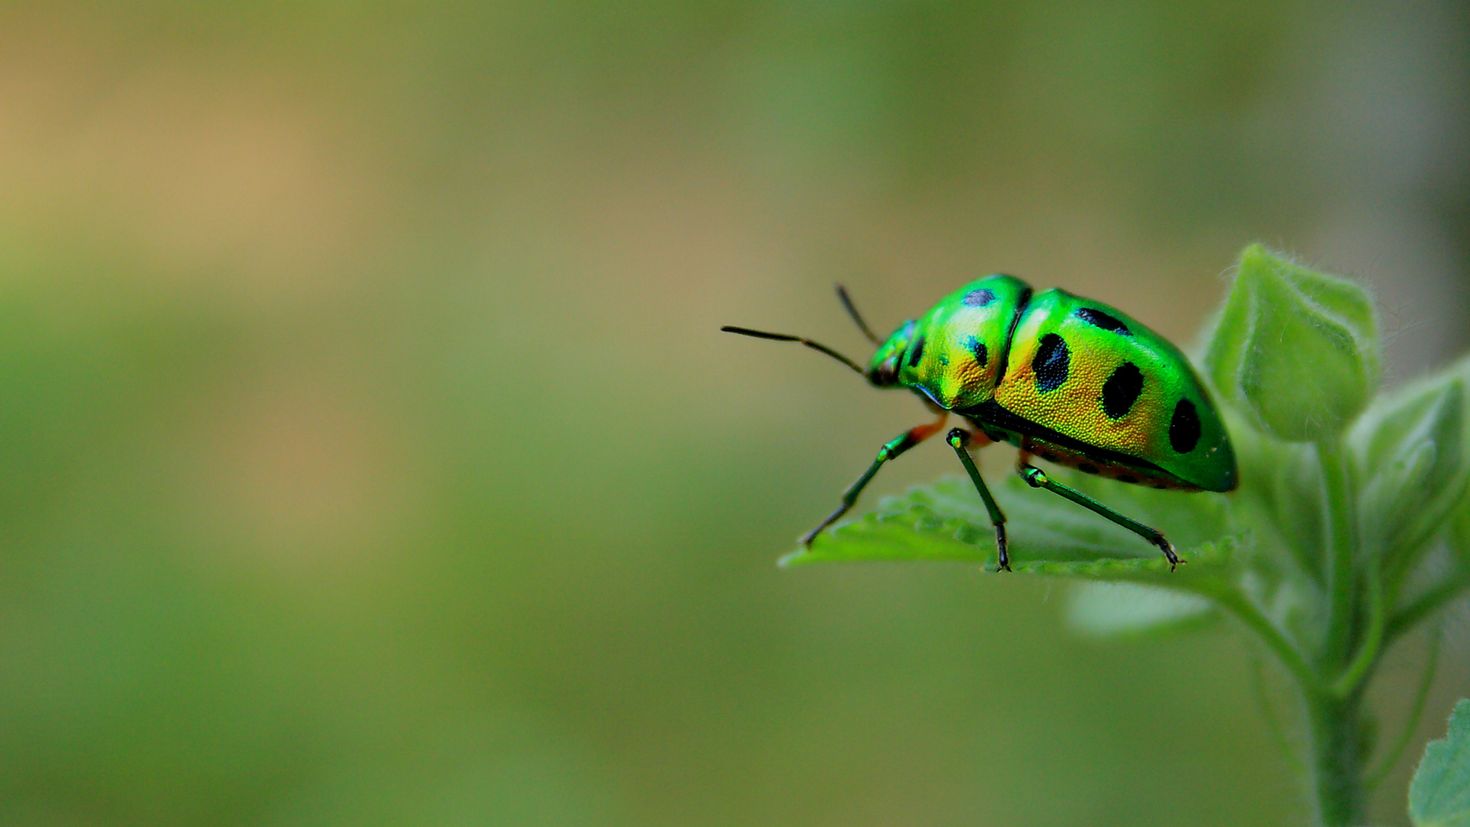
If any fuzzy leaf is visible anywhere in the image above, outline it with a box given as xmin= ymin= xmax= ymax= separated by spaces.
xmin=1354 ymin=370 xmax=1470 ymax=565
xmin=1205 ymin=244 xmax=1380 ymax=442
xmin=1438 ymin=358 xmax=1470 ymax=569
xmin=1409 ymin=699 xmax=1470 ymax=827
xmin=1066 ymin=582 xmax=1216 ymax=637
xmin=781 ymin=474 xmax=1244 ymax=589
xmin=1452 ymin=500 xmax=1470 ymax=570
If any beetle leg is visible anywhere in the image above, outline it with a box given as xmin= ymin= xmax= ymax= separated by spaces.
xmin=945 ymin=428 xmax=1009 ymax=572
xmin=800 ymin=413 xmax=948 ymax=546
xmin=1015 ymin=458 xmax=1183 ymax=572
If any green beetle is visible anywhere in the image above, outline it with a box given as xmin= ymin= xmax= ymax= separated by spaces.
xmin=723 ymin=275 xmax=1236 ymax=571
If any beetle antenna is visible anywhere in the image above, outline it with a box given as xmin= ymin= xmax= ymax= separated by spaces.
xmin=720 ymin=326 xmax=866 ymax=376
xmin=835 ymin=284 xmax=881 ymax=345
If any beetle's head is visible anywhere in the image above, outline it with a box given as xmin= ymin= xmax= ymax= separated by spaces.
xmin=867 ymin=320 xmax=916 ymax=387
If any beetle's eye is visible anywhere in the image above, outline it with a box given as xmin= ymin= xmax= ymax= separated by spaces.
xmin=876 ymin=356 xmax=899 ymax=384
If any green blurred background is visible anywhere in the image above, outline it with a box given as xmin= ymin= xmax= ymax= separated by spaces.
xmin=2 ymin=2 xmax=1467 ymax=825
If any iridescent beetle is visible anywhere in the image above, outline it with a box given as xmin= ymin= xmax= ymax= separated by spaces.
xmin=722 ymin=276 xmax=1236 ymax=571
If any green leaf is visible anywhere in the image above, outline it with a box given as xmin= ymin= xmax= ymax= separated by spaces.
xmin=1066 ymin=582 xmax=1216 ymax=638
xmin=1453 ymin=502 xmax=1470 ymax=570
xmin=1438 ymin=357 xmax=1470 ymax=570
xmin=1409 ymin=699 xmax=1470 ymax=827
xmin=780 ymin=475 xmax=1245 ymax=589
xmin=1354 ymin=367 xmax=1470 ymax=566
xmin=1204 ymin=243 xmax=1380 ymax=442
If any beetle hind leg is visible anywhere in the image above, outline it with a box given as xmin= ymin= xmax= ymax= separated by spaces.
xmin=1015 ymin=454 xmax=1183 ymax=571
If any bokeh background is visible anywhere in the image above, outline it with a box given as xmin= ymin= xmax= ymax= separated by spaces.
xmin=3 ymin=2 xmax=1468 ymax=825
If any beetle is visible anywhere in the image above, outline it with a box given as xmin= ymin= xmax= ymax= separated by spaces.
xmin=722 ymin=275 xmax=1237 ymax=571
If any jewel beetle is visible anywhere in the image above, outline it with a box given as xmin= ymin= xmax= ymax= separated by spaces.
xmin=722 ymin=275 xmax=1236 ymax=571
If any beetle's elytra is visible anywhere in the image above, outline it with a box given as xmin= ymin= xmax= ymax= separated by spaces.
xmin=723 ymin=275 xmax=1237 ymax=571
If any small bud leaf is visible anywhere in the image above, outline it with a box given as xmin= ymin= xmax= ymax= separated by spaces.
xmin=1205 ymin=244 xmax=1380 ymax=441
xmin=1355 ymin=373 xmax=1470 ymax=564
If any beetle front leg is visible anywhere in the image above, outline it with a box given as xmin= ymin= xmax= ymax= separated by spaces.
xmin=1016 ymin=456 xmax=1182 ymax=571
xmin=801 ymin=414 xmax=947 ymax=546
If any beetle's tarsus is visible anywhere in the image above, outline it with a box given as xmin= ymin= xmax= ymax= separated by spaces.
xmin=994 ymin=523 xmax=1010 ymax=571
xmin=1154 ymin=536 xmax=1183 ymax=572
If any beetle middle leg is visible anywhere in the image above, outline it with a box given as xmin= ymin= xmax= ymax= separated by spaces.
xmin=945 ymin=428 xmax=1010 ymax=572
xmin=1015 ymin=451 xmax=1183 ymax=571
xmin=800 ymin=411 xmax=948 ymax=546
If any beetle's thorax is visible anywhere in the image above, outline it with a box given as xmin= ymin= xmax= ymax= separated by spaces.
xmin=874 ymin=275 xmax=1034 ymax=410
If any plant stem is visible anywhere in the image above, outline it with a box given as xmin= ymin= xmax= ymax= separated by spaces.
xmin=1249 ymin=654 xmax=1304 ymax=771
xmin=1331 ymin=561 xmax=1383 ymax=697
xmin=1304 ymin=688 xmax=1366 ymax=826
xmin=1385 ymin=571 xmax=1470 ymax=645
xmin=1305 ymin=440 xmax=1367 ymax=825
xmin=1317 ymin=443 xmax=1356 ymax=667
xmin=1367 ymin=626 xmax=1441 ymax=788
xmin=1214 ymin=589 xmax=1316 ymax=691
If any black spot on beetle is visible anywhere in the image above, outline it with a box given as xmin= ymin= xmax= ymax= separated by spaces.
xmin=965 ymin=335 xmax=989 ymax=367
xmin=907 ymin=336 xmax=925 ymax=367
xmin=1101 ymin=362 xmax=1144 ymax=419
xmin=1077 ymin=463 xmax=1100 ymax=475
xmin=1074 ymin=307 xmax=1131 ymax=335
xmin=1116 ymin=473 xmax=1140 ymax=485
xmin=963 ymin=288 xmax=996 ymax=307
xmin=1170 ymin=399 xmax=1202 ymax=453
xmin=1032 ymin=333 xmax=1070 ymax=392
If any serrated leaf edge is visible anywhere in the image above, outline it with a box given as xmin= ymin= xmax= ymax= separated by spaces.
xmin=1409 ymin=699 xmax=1470 ymax=826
